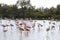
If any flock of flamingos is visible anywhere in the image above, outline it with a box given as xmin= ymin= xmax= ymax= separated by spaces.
xmin=0 ymin=18 xmax=60 ymax=40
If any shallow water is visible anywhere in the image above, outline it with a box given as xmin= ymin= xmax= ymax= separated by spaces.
xmin=0 ymin=20 xmax=60 ymax=40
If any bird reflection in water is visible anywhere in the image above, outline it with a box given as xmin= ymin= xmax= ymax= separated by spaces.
xmin=3 ymin=32 xmax=7 ymax=40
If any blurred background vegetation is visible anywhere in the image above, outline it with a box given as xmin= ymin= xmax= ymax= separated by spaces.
xmin=0 ymin=0 xmax=60 ymax=20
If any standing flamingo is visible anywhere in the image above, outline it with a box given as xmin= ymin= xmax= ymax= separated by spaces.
xmin=10 ymin=24 xmax=14 ymax=30
xmin=2 ymin=24 xmax=7 ymax=32
xmin=32 ymin=22 xmax=35 ymax=30
xmin=1 ymin=20 xmax=8 ymax=32
xmin=51 ymin=22 xmax=55 ymax=30
xmin=38 ymin=23 xmax=43 ymax=32
xmin=24 ymin=22 xmax=31 ymax=37
xmin=9 ymin=20 xmax=14 ymax=30
xmin=51 ymin=26 xmax=55 ymax=30
xmin=46 ymin=27 xmax=50 ymax=32
xmin=17 ymin=20 xmax=25 ymax=35
xmin=49 ymin=22 xmax=51 ymax=24
xmin=46 ymin=27 xmax=50 ymax=40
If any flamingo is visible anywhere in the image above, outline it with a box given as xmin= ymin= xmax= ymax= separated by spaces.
xmin=1 ymin=19 xmax=10 ymax=32
xmin=52 ymin=22 xmax=55 ymax=25
xmin=17 ymin=21 xmax=25 ymax=35
xmin=46 ymin=27 xmax=50 ymax=32
xmin=19 ymin=22 xmax=25 ymax=31
xmin=24 ymin=25 xmax=31 ymax=37
xmin=38 ymin=23 xmax=43 ymax=31
xmin=51 ymin=26 xmax=55 ymax=30
xmin=10 ymin=24 xmax=14 ymax=30
xmin=51 ymin=22 xmax=55 ymax=30
xmin=18 ymin=26 xmax=24 ymax=31
xmin=46 ymin=26 xmax=50 ymax=40
xmin=20 ymin=23 xmax=23 ymax=25
xmin=9 ymin=19 xmax=14 ymax=30
xmin=49 ymin=22 xmax=51 ymax=24
xmin=19 ymin=23 xmax=24 ymax=31
xmin=32 ymin=23 xmax=35 ymax=30
xmin=21 ymin=20 xmax=31 ymax=37
xmin=16 ymin=21 xmax=19 ymax=26
xmin=6 ymin=24 xmax=9 ymax=26
xmin=1 ymin=24 xmax=7 ymax=32
xmin=24 ymin=26 xmax=31 ymax=31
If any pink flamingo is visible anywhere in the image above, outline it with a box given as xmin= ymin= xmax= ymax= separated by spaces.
xmin=25 ymin=26 xmax=31 ymax=31
xmin=24 ymin=25 xmax=31 ymax=37
xmin=17 ymin=22 xmax=25 ymax=35
xmin=2 ymin=25 xmax=7 ymax=32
